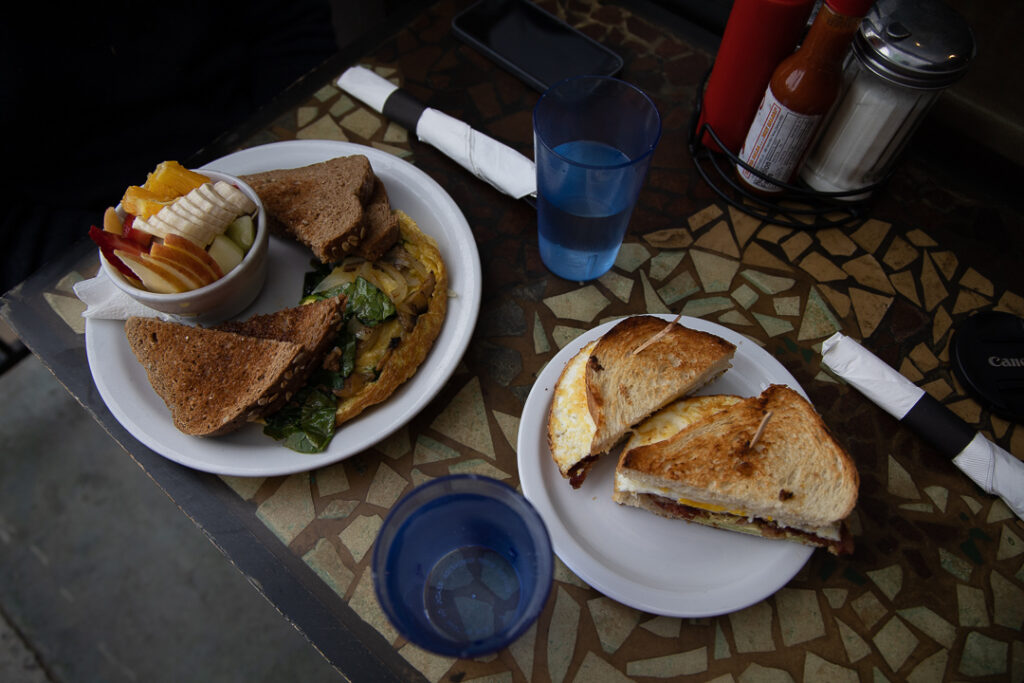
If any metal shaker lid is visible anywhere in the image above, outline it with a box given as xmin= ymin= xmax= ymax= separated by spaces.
xmin=853 ymin=0 xmax=976 ymax=89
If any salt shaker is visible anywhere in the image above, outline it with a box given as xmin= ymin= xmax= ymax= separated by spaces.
xmin=800 ymin=0 xmax=976 ymax=198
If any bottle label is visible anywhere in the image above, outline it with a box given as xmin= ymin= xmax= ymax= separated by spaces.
xmin=737 ymin=87 xmax=821 ymax=192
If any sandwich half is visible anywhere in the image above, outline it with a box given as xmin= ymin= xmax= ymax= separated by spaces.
xmin=124 ymin=297 xmax=346 ymax=437
xmin=613 ymin=385 xmax=858 ymax=554
xmin=241 ymin=155 xmax=394 ymax=263
xmin=547 ymin=316 xmax=736 ymax=488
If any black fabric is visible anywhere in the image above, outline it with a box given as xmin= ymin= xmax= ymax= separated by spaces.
xmin=382 ymin=89 xmax=427 ymax=134
xmin=903 ymin=393 xmax=976 ymax=458
xmin=0 ymin=1 xmax=336 ymax=294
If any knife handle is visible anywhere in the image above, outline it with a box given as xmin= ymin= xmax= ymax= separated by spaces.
xmin=382 ymin=89 xmax=427 ymax=134
xmin=903 ymin=393 xmax=976 ymax=458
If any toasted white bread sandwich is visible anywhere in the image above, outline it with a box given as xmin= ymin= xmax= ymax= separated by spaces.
xmin=613 ymin=385 xmax=858 ymax=554
xmin=547 ymin=316 xmax=736 ymax=488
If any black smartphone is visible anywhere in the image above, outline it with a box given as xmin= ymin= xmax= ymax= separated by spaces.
xmin=452 ymin=0 xmax=624 ymax=92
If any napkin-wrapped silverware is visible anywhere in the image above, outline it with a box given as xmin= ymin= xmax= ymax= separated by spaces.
xmin=821 ymin=332 xmax=1024 ymax=520
xmin=337 ymin=66 xmax=536 ymax=200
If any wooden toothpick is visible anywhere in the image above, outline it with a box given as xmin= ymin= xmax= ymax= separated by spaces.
xmin=632 ymin=311 xmax=684 ymax=355
xmin=749 ymin=410 xmax=774 ymax=449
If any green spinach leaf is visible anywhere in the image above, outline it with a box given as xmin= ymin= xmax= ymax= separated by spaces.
xmin=264 ymin=387 xmax=337 ymax=453
xmin=301 ymin=276 xmax=396 ymax=326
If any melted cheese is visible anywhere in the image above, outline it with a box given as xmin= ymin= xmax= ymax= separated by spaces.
xmin=675 ymin=497 xmax=738 ymax=515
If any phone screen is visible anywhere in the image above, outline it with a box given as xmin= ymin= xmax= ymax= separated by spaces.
xmin=452 ymin=0 xmax=623 ymax=92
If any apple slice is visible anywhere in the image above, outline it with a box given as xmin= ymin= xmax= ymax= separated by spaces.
xmin=150 ymin=243 xmax=216 ymax=286
xmin=158 ymin=242 xmax=221 ymax=285
xmin=226 ymin=215 xmax=255 ymax=251
xmin=103 ymin=207 xmax=123 ymax=235
xmin=164 ymin=233 xmax=224 ymax=279
xmin=90 ymin=225 xmax=144 ymax=282
xmin=207 ymin=234 xmax=245 ymax=276
xmin=90 ymin=224 xmax=143 ymax=256
xmin=115 ymin=249 xmax=192 ymax=293
xmin=123 ymin=214 xmax=154 ymax=249
xmin=145 ymin=253 xmax=204 ymax=290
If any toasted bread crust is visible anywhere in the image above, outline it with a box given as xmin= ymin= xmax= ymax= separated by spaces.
xmin=216 ymin=296 xmax=346 ymax=360
xmin=125 ymin=318 xmax=306 ymax=437
xmin=545 ymin=316 xmax=736 ymax=488
xmin=586 ymin=316 xmax=736 ymax=454
xmin=241 ymin=155 xmax=376 ymax=263
xmin=354 ymin=179 xmax=400 ymax=261
xmin=618 ymin=385 xmax=859 ymax=529
xmin=125 ymin=298 xmax=347 ymax=437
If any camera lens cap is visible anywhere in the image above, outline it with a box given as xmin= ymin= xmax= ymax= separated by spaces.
xmin=950 ymin=311 xmax=1024 ymax=423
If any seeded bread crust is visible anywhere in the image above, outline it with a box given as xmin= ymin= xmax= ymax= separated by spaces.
xmin=354 ymin=179 xmax=400 ymax=261
xmin=125 ymin=318 xmax=307 ymax=437
xmin=125 ymin=298 xmax=348 ymax=437
xmin=241 ymin=155 xmax=376 ymax=263
xmin=216 ymin=296 xmax=346 ymax=366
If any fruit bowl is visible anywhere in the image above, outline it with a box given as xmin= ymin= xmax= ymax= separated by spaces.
xmin=98 ymin=169 xmax=268 ymax=325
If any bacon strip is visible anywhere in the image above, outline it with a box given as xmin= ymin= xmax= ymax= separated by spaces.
xmin=649 ymin=495 xmax=853 ymax=555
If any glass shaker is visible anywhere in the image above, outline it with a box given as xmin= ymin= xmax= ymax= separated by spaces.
xmin=800 ymin=0 xmax=976 ymax=199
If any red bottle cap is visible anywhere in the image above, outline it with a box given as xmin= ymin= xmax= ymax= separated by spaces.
xmin=825 ymin=0 xmax=874 ymax=18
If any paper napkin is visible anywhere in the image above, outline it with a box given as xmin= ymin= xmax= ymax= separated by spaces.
xmin=337 ymin=66 xmax=536 ymax=199
xmin=74 ymin=271 xmax=172 ymax=321
xmin=821 ymin=332 xmax=1024 ymax=520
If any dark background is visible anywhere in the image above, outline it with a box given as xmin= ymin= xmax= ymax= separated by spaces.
xmin=0 ymin=0 xmax=413 ymax=294
xmin=2 ymin=0 xmax=1020 ymax=294
xmin=0 ymin=2 xmax=343 ymax=294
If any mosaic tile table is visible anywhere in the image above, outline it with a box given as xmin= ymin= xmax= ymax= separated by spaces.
xmin=4 ymin=1 xmax=1023 ymax=681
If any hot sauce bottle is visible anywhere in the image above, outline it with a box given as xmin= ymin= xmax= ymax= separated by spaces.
xmin=736 ymin=0 xmax=874 ymax=193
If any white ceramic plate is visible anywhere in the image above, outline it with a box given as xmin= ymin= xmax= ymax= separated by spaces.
xmin=517 ymin=314 xmax=814 ymax=617
xmin=85 ymin=140 xmax=482 ymax=476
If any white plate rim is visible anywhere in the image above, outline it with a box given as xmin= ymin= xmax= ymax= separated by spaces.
xmin=517 ymin=314 xmax=814 ymax=617
xmin=85 ymin=140 xmax=482 ymax=476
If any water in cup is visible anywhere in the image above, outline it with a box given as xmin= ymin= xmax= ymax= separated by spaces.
xmin=533 ymin=76 xmax=661 ymax=282
xmin=381 ymin=493 xmax=526 ymax=645
xmin=374 ymin=476 xmax=552 ymax=657
xmin=423 ymin=545 xmax=521 ymax=641
xmin=537 ymin=139 xmax=633 ymax=282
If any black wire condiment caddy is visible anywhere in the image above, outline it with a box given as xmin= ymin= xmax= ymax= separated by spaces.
xmin=687 ymin=71 xmax=887 ymax=230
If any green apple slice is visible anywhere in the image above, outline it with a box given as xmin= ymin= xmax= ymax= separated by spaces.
xmin=207 ymin=234 xmax=245 ymax=275
xmin=225 ymin=215 xmax=255 ymax=252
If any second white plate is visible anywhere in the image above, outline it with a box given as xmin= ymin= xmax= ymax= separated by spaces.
xmin=517 ymin=314 xmax=814 ymax=617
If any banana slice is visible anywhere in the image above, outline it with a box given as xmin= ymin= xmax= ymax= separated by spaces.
xmin=183 ymin=188 xmax=236 ymax=224
xmin=149 ymin=214 xmax=196 ymax=244
xmin=212 ymin=181 xmax=256 ymax=214
xmin=196 ymin=183 xmax=236 ymax=214
xmin=170 ymin=199 xmax=221 ymax=234
xmin=162 ymin=204 xmax=215 ymax=245
xmin=132 ymin=216 xmax=166 ymax=239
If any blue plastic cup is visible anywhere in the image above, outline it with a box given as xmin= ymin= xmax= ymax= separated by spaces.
xmin=372 ymin=475 xmax=553 ymax=658
xmin=533 ymin=75 xmax=662 ymax=281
